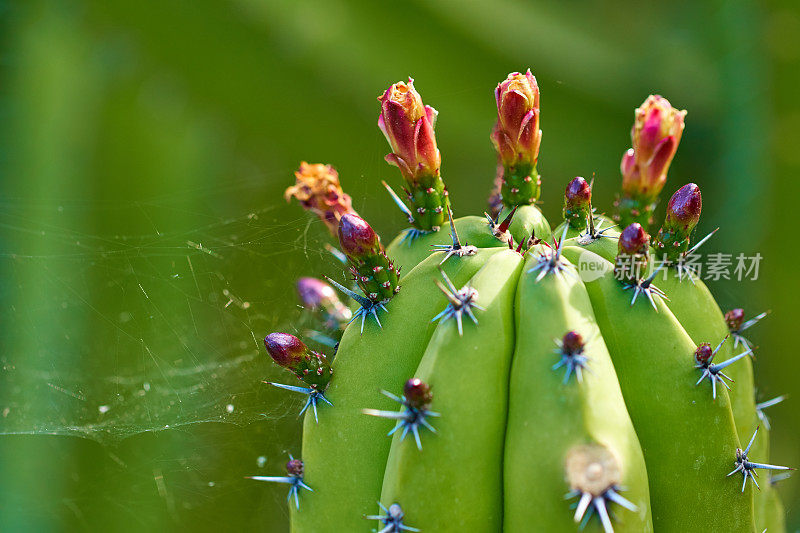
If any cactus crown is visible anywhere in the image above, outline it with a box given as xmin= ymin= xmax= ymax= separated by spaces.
xmin=258 ymin=69 xmax=790 ymax=533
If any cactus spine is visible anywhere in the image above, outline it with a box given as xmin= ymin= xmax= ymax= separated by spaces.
xmin=259 ymin=70 xmax=790 ymax=533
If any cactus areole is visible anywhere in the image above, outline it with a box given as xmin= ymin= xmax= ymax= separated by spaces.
xmin=265 ymin=71 xmax=790 ymax=533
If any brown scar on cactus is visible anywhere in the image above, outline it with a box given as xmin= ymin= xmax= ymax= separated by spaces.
xmin=263 ymin=332 xmax=333 ymax=422
xmin=247 ymin=455 xmax=313 ymax=509
xmin=362 ymin=378 xmax=440 ymax=451
xmin=728 ymin=427 xmax=793 ymax=492
xmin=693 ymin=335 xmax=752 ymax=400
xmin=365 ymin=502 xmax=420 ymax=532
xmin=615 ymin=223 xmax=667 ymax=309
xmin=725 ymin=308 xmax=770 ymax=351
xmin=553 ymin=330 xmax=592 ymax=384
xmin=430 ymin=206 xmax=477 ymax=265
xmin=431 ymin=267 xmax=483 ymax=336
xmin=565 ymin=444 xmax=637 ymax=533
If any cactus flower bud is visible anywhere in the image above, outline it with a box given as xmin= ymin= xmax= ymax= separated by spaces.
xmin=378 ymin=79 xmax=448 ymax=232
xmin=724 ymin=309 xmax=745 ymax=332
xmin=264 ymin=332 xmax=332 ymax=390
xmin=616 ymin=95 xmax=686 ymax=229
xmin=563 ymin=177 xmax=592 ymax=228
xmin=286 ymin=458 xmax=304 ymax=477
xmin=336 ymin=214 xmax=400 ymax=303
xmin=338 ymin=213 xmax=381 ymax=259
xmin=655 ymin=184 xmax=702 ymax=262
xmin=615 ymin=223 xmax=650 ymax=283
xmin=491 ymin=70 xmax=542 ymax=207
xmin=285 ymin=162 xmax=357 ymax=236
xmin=694 ymin=343 xmax=713 ymax=365
xmin=403 ymin=378 xmax=433 ymax=410
xmin=296 ymin=277 xmax=352 ymax=329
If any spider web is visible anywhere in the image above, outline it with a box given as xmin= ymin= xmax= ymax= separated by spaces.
xmin=0 ymin=179 xmax=350 ymax=447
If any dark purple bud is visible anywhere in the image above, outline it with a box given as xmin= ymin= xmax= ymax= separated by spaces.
xmin=286 ymin=458 xmax=304 ymax=477
xmin=694 ymin=343 xmax=713 ymax=365
xmin=562 ymin=331 xmax=585 ymax=354
xmin=618 ymin=223 xmax=649 ymax=256
xmin=403 ymin=378 xmax=433 ymax=409
xmin=264 ymin=332 xmax=308 ymax=368
xmin=724 ymin=308 xmax=745 ymax=332
xmin=665 ymin=183 xmax=701 ymax=229
xmin=565 ymin=177 xmax=591 ymax=208
xmin=338 ymin=213 xmax=381 ymax=259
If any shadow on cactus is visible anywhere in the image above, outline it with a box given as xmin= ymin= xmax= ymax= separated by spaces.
xmin=259 ymin=70 xmax=792 ymax=532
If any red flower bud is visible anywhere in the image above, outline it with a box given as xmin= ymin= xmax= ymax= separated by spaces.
xmin=403 ymin=378 xmax=433 ymax=410
xmin=285 ymin=162 xmax=357 ymax=235
xmin=378 ymin=79 xmax=441 ymax=183
xmin=694 ymin=343 xmax=713 ymax=365
xmin=491 ymin=70 xmax=541 ymax=169
xmin=618 ymin=223 xmax=649 ymax=256
xmin=724 ymin=309 xmax=745 ymax=332
xmin=338 ymin=213 xmax=381 ymax=259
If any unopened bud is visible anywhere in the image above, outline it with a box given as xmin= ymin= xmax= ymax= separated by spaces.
xmin=563 ymin=177 xmax=592 ymax=228
xmin=403 ymin=378 xmax=433 ymax=410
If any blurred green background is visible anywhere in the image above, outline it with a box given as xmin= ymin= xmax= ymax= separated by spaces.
xmin=1 ymin=0 xmax=798 ymax=530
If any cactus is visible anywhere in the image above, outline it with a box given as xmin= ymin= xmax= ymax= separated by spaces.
xmin=260 ymin=71 xmax=791 ymax=532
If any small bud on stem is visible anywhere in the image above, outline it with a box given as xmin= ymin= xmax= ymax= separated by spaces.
xmin=724 ymin=309 xmax=745 ymax=332
xmin=264 ymin=332 xmax=332 ymax=390
xmin=563 ymin=177 xmax=592 ymax=229
xmin=655 ymin=183 xmax=702 ymax=262
xmin=491 ymin=70 xmax=542 ymax=207
xmin=337 ymin=213 xmax=400 ymax=303
xmin=378 ymin=79 xmax=448 ymax=232
xmin=615 ymin=223 xmax=650 ymax=284
xmin=285 ymin=162 xmax=357 ymax=236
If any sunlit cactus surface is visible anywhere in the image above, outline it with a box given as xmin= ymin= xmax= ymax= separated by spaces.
xmin=260 ymin=70 xmax=791 ymax=533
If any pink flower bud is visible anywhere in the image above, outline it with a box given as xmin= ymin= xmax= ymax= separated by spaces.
xmin=622 ymin=95 xmax=686 ymax=198
xmin=337 ymin=213 xmax=381 ymax=260
xmin=491 ymin=70 xmax=541 ymax=168
xmin=296 ymin=277 xmax=337 ymax=309
xmin=284 ymin=162 xmax=357 ymax=235
xmin=378 ymin=79 xmax=441 ymax=183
